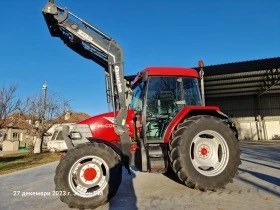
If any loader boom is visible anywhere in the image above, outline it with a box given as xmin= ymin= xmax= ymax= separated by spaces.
xmin=42 ymin=0 xmax=131 ymax=166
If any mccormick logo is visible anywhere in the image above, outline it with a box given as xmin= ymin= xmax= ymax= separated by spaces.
xmin=96 ymin=117 xmax=130 ymax=130
xmin=97 ymin=117 xmax=115 ymax=128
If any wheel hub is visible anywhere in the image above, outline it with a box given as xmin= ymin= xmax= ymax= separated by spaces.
xmin=198 ymin=144 xmax=211 ymax=159
xmin=84 ymin=168 xmax=97 ymax=181
xmin=76 ymin=162 xmax=102 ymax=188
xmin=201 ymin=148 xmax=208 ymax=156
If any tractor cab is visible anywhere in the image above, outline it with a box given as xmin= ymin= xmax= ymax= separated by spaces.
xmin=130 ymin=67 xmax=202 ymax=142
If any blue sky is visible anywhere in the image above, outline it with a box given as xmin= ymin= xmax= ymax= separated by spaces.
xmin=0 ymin=0 xmax=279 ymax=116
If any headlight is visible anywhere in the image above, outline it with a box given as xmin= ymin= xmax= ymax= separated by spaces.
xmin=70 ymin=132 xmax=82 ymax=140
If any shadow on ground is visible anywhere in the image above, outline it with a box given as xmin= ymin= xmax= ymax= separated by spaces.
xmin=107 ymin=167 xmax=137 ymax=210
xmin=0 ymin=155 xmax=25 ymax=162
xmin=238 ymin=142 xmax=280 ymax=197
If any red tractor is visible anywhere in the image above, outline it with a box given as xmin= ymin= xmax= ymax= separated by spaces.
xmin=42 ymin=1 xmax=240 ymax=209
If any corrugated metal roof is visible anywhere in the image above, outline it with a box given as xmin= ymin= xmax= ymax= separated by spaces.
xmin=193 ymin=57 xmax=280 ymax=76
xmin=194 ymin=57 xmax=280 ymax=98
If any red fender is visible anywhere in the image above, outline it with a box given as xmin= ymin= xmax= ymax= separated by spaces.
xmin=163 ymin=106 xmax=222 ymax=143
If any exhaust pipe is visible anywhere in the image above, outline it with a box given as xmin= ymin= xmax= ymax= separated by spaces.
xmin=198 ymin=60 xmax=205 ymax=106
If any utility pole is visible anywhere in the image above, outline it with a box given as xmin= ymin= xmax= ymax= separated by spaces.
xmin=42 ymin=81 xmax=47 ymax=125
xmin=34 ymin=81 xmax=48 ymax=154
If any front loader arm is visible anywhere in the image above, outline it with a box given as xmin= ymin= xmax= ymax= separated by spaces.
xmin=42 ymin=0 xmax=131 ymax=168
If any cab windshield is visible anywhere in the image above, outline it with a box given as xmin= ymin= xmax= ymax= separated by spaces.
xmin=146 ymin=76 xmax=202 ymax=115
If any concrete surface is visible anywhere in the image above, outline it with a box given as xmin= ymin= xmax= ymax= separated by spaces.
xmin=0 ymin=142 xmax=279 ymax=210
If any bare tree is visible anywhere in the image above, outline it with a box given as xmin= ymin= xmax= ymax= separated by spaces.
xmin=0 ymin=84 xmax=21 ymax=129
xmin=21 ymin=91 xmax=70 ymax=153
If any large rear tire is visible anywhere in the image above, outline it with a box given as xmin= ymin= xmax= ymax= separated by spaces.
xmin=169 ymin=116 xmax=240 ymax=191
xmin=54 ymin=142 xmax=122 ymax=209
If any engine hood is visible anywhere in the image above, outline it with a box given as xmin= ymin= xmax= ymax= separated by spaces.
xmin=77 ymin=109 xmax=135 ymax=142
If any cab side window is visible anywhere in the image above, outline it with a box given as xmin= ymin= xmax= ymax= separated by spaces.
xmin=130 ymin=82 xmax=145 ymax=111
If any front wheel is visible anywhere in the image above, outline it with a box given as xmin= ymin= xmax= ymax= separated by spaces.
xmin=54 ymin=142 xmax=122 ymax=209
xmin=169 ymin=116 xmax=240 ymax=191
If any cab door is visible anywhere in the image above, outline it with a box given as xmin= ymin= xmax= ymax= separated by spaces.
xmin=144 ymin=76 xmax=178 ymax=142
xmin=129 ymin=81 xmax=145 ymax=140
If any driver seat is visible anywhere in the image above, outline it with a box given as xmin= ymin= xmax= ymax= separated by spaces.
xmin=158 ymin=91 xmax=174 ymax=116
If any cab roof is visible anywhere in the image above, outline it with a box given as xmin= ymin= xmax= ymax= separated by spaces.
xmin=143 ymin=67 xmax=199 ymax=77
xmin=129 ymin=67 xmax=199 ymax=88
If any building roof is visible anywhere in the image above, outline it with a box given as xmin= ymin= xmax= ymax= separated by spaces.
xmin=193 ymin=57 xmax=280 ymax=98
xmin=0 ymin=112 xmax=90 ymax=129
xmin=50 ymin=112 xmax=90 ymax=124
xmin=0 ymin=113 xmax=34 ymax=129
xmin=192 ymin=57 xmax=280 ymax=76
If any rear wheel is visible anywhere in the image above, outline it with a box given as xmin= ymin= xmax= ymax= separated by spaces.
xmin=55 ymin=142 xmax=122 ymax=209
xmin=169 ymin=116 xmax=240 ymax=191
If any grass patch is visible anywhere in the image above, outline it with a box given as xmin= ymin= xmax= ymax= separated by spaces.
xmin=0 ymin=152 xmax=61 ymax=175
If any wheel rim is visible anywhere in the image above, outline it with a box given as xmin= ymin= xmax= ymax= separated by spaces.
xmin=190 ymin=130 xmax=229 ymax=177
xmin=68 ymin=155 xmax=109 ymax=198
